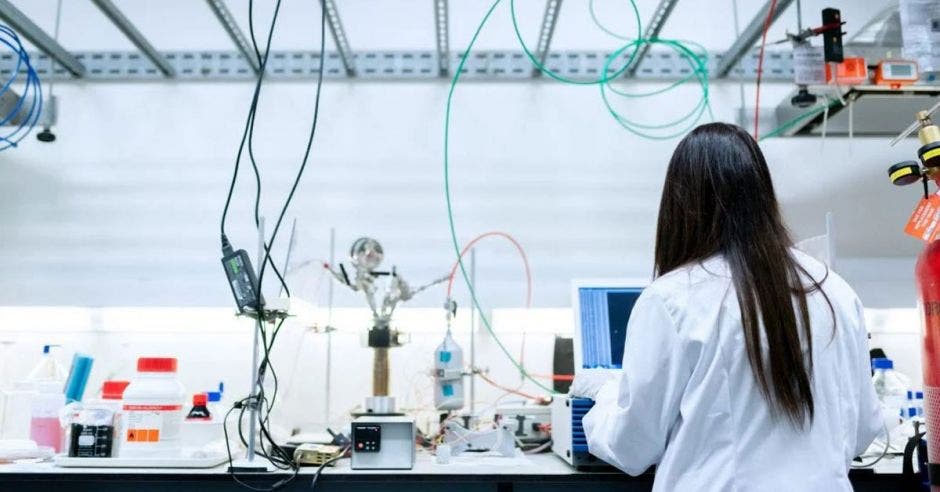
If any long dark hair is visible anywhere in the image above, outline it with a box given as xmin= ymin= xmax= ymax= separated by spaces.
xmin=654 ymin=122 xmax=829 ymax=427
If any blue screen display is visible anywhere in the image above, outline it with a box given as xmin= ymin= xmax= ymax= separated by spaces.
xmin=578 ymin=287 xmax=643 ymax=369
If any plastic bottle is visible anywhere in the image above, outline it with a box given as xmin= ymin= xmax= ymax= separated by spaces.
xmin=27 ymin=345 xmax=67 ymax=382
xmin=871 ymin=358 xmax=910 ymax=425
xmin=30 ymin=381 xmax=64 ymax=452
xmin=121 ymin=357 xmax=185 ymax=458
xmin=27 ymin=345 xmax=67 ymax=452
xmin=185 ymin=394 xmax=211 ymax=421
xmin=434 ymin=331 xmax=465 ymax=411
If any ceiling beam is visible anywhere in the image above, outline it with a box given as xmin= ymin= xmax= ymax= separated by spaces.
xmin=626 ymin=0 xmax=680 ymax=76
xmin=205 ymin=0 xmax=260 ymax=75
xmin=0 ymin=0 xmax=85 ymax=77
xmin=90 ymin=0 xmax=174 ymax=77
xmin=433 ymin=0 xmax=448 ymax=77
xmin=533 ymin=0 xmax=563 ymax=76
xmin=714 ymin=0 xmax=795 ymax=78
xmin=322 ymin=0 xmax=355 ymax=76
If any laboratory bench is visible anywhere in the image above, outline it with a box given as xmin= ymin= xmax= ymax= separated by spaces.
xmin=0 ymin=452 xmax=909 ymax=492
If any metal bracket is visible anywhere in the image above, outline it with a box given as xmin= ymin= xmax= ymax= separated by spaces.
xmin=3 ymin=50 xmax=796 ymax=82
xmin=533 ymin=0 xmax=563 ymax=76
xmin=0 ymin=0 xmax=85 ymax=77
xmin=322 ymin=0 xmax=356 ymax=76
xmin=434 ymin=0 xmax=449 ymax=77
xmin=715 ymin=0 xmax=795 ymax=77
xmin=91 ymin=0 xmax=174 ymax=77
xmin=205 ymin=0 xmax=260 ymax=75
xmin=626 ymin=0 xmax=680 ymax=76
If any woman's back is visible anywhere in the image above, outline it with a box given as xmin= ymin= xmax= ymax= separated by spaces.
xmin=583 ymin=250 xmax=882 ymax=491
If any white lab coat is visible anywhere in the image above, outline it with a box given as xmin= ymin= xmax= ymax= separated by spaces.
xmin=582 ymin=250 xmax=883 ymax=492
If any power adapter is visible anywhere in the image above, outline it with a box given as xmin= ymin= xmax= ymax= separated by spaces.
xmin=221 ymin=235 xmax=264 ymax=313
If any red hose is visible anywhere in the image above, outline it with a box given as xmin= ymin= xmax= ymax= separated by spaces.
xmin=446 ymin=231 xmax=532 ymax=308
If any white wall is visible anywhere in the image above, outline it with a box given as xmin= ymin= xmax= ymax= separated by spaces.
xmin=0 ymin=80 xmax=925 ymax=309
xmin=0 ymin=304 xmax=922 ymax=440
xmin=0 ymin=306 xmax=565 ymax=437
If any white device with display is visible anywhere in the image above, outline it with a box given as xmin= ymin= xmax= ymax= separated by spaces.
xmin=553 ymin=278 xmax=647 ymax=468
xmin=350 ymin=416 xmax=415 ymax=470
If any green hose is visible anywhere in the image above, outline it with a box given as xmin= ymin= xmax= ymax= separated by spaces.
xmin=444 ymin=0 xmax=716 ymax=396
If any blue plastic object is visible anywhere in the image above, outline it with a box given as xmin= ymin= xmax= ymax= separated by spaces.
xmin=872 ymin=358 xmax=894 ymax=370
xmin=571 ymin=398 xmax=595 ymax=454
xmin=64 ymin=354 xmax=94 ymax=403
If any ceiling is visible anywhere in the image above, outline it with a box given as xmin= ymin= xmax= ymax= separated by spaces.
xmin=1 ymin=0 xmax=899 ymax=73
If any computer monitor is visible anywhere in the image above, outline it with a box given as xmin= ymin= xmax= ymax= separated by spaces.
xmin=571 ymin=278 xmax=648 ymax=376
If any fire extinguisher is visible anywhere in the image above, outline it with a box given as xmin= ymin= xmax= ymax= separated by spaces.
xmin=888 ymin=101 xmax=940 ymax=486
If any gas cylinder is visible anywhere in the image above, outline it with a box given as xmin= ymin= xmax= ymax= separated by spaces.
xmin=889 ymin=106 xmax=940 ymax=484
xmin=918 ymin=240 xmax=940 ymax=468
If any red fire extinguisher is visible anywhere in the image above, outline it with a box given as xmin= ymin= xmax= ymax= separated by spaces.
xmin=889 ymin=103 xmax=940 ymax=481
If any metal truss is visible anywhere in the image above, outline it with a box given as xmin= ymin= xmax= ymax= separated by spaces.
xmin=3 ymin=49 xmax=796 ymax=82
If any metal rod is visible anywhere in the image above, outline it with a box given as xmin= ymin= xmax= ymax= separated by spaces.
xmin=469 ymin=248 xmax=477 ymax=417
xmin=825 ymin=211 xmax=836 ymax=270
xmin=325 ymin=226 xmax=335 ymax=425
xmin=533 ymin=0 xmax=563 ymax=76
xmin=90 ymin=0 xmax=174 ymax=77
xmin=322 ymin=0 xmax=356 ymax=76
xmin=246 ymin=216 xmax=266 ymax=462
xmin=0 ymin=0 xmax=85 ymax=77
xmin=278 ymin=218 xmax=298 ymax=297
xmin=433 ymin=0 xmax=449 ymax=77
xmin=205 ymin=0 xmax=261 ymax=75
xmin=625 ymin=0 xmax=680 ymax=76
xmin=714 ymin=0 xmax=795 ymax=78
xmin=46 ymin=0 xmax=61 ymax=100
xmin=795 ymin=0 xmax=802 ymax=32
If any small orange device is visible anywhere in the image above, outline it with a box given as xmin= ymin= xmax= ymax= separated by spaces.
xmin=824 ymin=57 xmax=868 ymax=85
xmin=875 ymin=60 xmax=919 ymax=89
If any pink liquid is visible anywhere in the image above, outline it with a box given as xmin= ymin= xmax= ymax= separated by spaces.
xmin=30 ymin=416 xmax=62 ymax=452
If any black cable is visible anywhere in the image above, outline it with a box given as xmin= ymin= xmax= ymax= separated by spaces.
xmin=254 ymin=0 xmax=327 ymax=298
xmin=223 ymin=399 xmax=297 ymax=492
xmin=223 ymin=1 xmax=328 ymax=489
xmin=218 ymin=0 xmax=291 ymax=296
xmin=311 ymin=449 xmax=350 ymax=490
xmin=242 ymin=0 xmax=292 ymax=297
xmin=219 ymin=0 xmax=281 ymax=238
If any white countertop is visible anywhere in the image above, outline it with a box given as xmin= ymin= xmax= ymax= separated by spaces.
xmin=0 ymin=451 xmax=906 ymax=478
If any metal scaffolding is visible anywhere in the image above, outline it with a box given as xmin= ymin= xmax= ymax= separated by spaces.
xmin=533 ymin=0 xmax=563 ymax=76
xmin=434 ymin=0 xmax=449 ymax=77
xmin=0 ymin=0 xmax=84 ymax=77
xmin=205 ymin=0 xmax=261 ymax=75
xmin=714 ymin=0 xmax=795 ymax=78
xmin=322 ymin=0 xmax=356 ymax=76
xmin=626 ymin=0 xmax=680 ymax=76
xmin=90 ymin=0 xmax=174 ymax=77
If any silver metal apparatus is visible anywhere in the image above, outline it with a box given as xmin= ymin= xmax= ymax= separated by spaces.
xmin=442 ymin=420 xmax=517 ymax=457
xmin=351 ymin=416 xmax=416 ymax=470
xmin=326 ymin=237 xmax=447 ymax=413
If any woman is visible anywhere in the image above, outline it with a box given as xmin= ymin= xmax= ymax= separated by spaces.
xmin=574 ymin=123 xmax=882 ymax=491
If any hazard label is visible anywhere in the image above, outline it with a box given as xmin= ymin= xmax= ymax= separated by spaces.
xmin=126 ymin=429 xmax=161 ymax=442
xmin=906 ymin=194 xmax=940 ymax=242
xmin=123 ymin=404 xmax=181 ymax=445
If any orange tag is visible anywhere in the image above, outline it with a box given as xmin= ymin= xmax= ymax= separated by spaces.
xmin=906 ymin=194 xmax=940 ymax=241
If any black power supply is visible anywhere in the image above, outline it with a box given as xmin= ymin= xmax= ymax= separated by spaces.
xmin=221 ymin=235 xmax=263 ymax=313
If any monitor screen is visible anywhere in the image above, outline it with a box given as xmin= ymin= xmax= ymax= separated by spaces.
xmin=577 ymin=287 xmax=643 ymax=369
